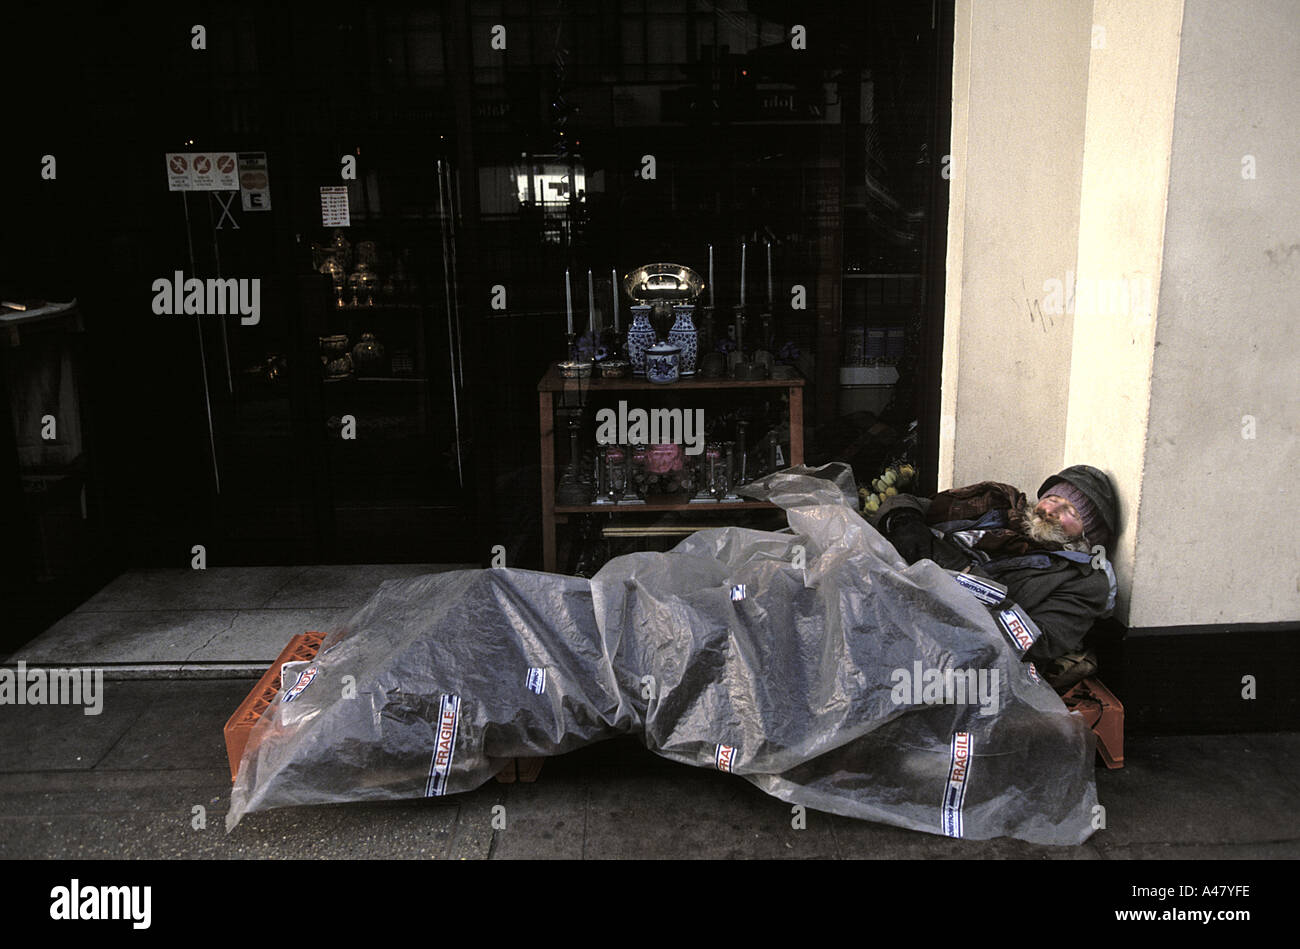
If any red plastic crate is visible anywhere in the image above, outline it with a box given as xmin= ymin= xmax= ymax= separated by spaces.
xmin=495 ymin=757 xmax=546 ymax=784
xmin=1063 ymin=676 xmax=1125 ymax=769
xmin=223 ymin=631 xmax=326 ymax=782
xmin=224 ymin=630 xmax=545 ymax=785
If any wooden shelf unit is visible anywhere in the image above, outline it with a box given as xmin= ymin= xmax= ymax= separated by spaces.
xmin=537 ymin=365 xmax=805 ymax=572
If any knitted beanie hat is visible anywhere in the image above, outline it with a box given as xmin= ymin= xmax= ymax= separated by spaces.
xmin=1039 ymin=480 xmax=1106 ymax=548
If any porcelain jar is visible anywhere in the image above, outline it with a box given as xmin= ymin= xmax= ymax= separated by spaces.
xmin=646 ymin=341 xmax=681 ymax=384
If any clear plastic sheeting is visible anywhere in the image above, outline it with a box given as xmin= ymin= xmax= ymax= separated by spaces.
xmin=227 ymin=464 xmax=1098 ymax=844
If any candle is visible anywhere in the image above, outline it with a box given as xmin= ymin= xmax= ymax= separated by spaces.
xmin=766 ymin=240 xmax=773 ymax=308
xmin=587 ymin=269 xmax=597 ymax=333
xmin=708 ymin=244 xmax=715 ymax=308
xmin=565 ymin=268 xmax=573 ymax=334
xmin=740 ymin=242 xmax=746 ymax=307
xmin=611 ymin=268 xmax=620 ymax=332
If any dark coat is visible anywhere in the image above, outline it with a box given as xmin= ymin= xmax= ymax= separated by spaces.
xmin=871 ymin=489 xmax=1111 ymax=665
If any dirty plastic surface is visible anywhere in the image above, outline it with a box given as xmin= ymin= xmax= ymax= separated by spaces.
xmin=228 ymin=463 xmax=1097 ymax=844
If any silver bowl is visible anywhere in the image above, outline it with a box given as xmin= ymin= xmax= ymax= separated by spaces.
xmin=622 ymin=262 xmax=705 ymax=305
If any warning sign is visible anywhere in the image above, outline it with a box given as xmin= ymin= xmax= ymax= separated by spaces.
xmin=165 ymin=153 xmax=192 ymax=191
xmin=191 ymin=154 xmax=215 ymax=190
xmin=165 ymin=151 xmax=239 ymax=191
xmin=210 ymin=153 xmax=238 ymax=190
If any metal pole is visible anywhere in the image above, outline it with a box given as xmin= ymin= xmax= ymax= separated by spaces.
xmin=449 ymin=163 xmax=465 ymax=389
xmin=437 ymin=159 xmax=465 ymax=488
xmin=208 ymin=193 xmax=233 ymax=395
xmin=183 ymin=191 xmax=221 ymax=494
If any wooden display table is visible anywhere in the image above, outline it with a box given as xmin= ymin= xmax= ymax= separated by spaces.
xmin=538 ymin=365 xmax=805 ymax=572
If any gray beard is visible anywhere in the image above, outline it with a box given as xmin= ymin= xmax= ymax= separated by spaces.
xmin=1023 ymin=511 xmax=1091 ymax=552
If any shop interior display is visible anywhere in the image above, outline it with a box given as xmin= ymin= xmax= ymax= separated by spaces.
xmin=558 ymin=249 xmax=799 ymax=387
xmin=538 ymin=355 xmax=806 ymax=573
xmin=4 ymin=0 xmax=944 ymax=589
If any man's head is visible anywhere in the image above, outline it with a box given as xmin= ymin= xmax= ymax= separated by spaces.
xmin=1035 ymin=465 xmax=1119 ymax=550
xmin=1024 ymin=494 xmax=1088 ymax=548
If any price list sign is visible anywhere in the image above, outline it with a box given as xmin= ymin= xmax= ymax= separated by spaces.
xmin=320 ymin=186 xmax=350 ymax=227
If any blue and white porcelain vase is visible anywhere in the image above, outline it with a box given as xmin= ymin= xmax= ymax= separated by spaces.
xmin=667 ymin=305 xmax=699 ymax=376
xmin=626 ymin=305 xmax=657 ymax=375
xmin=646 ymin=341 xmax=681 ymax=384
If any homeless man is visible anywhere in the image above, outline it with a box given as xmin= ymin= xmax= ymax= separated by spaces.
xmin=870 ymin=464 xmax=1118 ymax=690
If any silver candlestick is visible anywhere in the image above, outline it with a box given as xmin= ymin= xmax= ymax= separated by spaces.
xmin=613 ymin=445 xmax=645 ymax=505
xmin=691 ymin=447 xmax=719 ymax=502
xmin=593 ymin=451 xmax=615 ymax=505
xmin=731 ymin=303 xmax=767 ymax=380
xmin=556 ymin=416 xmax=591 ymax=506
xmin=721 ymin=441 xmax=741 ymax=501
xmin=736 ymin=419 xmax=749 ymax=484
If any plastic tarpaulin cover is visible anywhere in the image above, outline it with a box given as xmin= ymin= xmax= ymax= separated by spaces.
xmin=227 ymin=463 xmax=1098 ymax=844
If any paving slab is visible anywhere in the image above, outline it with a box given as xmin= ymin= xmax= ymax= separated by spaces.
xmin=13 ymin=564 xmax=475 ymax=666
xmin=0 ymin=692 xmax=149 ymax=773
xmin=93 ymin=680 xmax=249 ymax=772
xmin=1 ymin=799 xmax=467 ymax=860
xmin=178 ymin=608 xmax=353 ymax=666
xmin=1089 ymin=734 xmax=1300 ymax=847
xmin=447 ymin=794 xmax=503 ymax=860
xmin=827 ymin=811 xmax=1104 ymax=859
xmin=261 ymin=564 xmax=477 ymax=609
xmin=0 ymin=769 xmax=233 ymax=821
xmin=491 ymin=776 xmax=589 ymax=860
xmin=18 ymin=609 xmax=353 ymax=667
xmin=16 ymin=611 xmax=245 ymax=665
xmin=1243 ymin=732 xmax=1300 ymax=790
xmin=582 ymin=765 xmax=840 ymax=859
xmin=73 ymin=567 xmax=306 ymax=613
xmin=1095 ymin=839 xmax=1300 ymax=860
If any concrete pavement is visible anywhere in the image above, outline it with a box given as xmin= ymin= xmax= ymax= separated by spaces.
xmin=1 ymin=678 xmax=1296 ymax=859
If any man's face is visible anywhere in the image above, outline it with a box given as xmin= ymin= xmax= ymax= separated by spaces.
xmin=1032 ymin=495 xmax=1085 ymax=541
